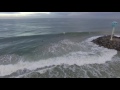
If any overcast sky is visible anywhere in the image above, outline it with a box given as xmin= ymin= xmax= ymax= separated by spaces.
xmin=0 ymin=12 xmax=119 ymax=19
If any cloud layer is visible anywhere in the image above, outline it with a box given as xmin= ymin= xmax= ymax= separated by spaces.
xmin=0 ymin=12 xmax=119 ymax=19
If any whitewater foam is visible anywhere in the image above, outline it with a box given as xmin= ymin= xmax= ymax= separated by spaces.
xmin=0 ymin=36 xmax=117 ymax=76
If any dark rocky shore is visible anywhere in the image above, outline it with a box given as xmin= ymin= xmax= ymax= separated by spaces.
xmin=92 ymin=35 xmax=120 ymax=51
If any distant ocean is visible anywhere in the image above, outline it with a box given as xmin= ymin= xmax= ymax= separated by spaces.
xmin=0 ymin=18 xmax=120 ymax=78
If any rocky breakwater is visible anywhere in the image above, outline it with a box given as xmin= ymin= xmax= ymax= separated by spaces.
xmin=92 ymin=35 xmax=120 ymax=51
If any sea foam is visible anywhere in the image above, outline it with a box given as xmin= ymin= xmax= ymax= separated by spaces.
xmin=0 ymin=36 xmax=117 ymax=76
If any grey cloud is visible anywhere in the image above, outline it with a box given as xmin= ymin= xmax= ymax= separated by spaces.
xmin=35 ymin=12 xmax=120 ymax=18
xmin=80 ymin=12 xmax=120 ymax=18
xmin=29 ymin=12 xmax=72 ymax=18
xmin=0 ymin=12 xmax=19 ymax=14
xmin=0 ymin=12 xmax=120 ymax=19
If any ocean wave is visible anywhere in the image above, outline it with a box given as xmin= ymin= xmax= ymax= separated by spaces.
xmin=0 ymin=36 xmax=117 ymax=77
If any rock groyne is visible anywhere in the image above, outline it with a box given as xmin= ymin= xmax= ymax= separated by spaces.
xmin=92 ymin=35 xmax=120 ymax=51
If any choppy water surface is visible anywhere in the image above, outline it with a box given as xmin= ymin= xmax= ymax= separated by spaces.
xmin=0 ymin=18 xmax=120 ymax=78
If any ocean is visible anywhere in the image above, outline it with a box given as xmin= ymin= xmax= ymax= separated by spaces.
xmin=0 ymin=18 xmax=120 ymax=78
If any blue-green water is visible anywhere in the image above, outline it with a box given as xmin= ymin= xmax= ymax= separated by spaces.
xmin=0 ymin=18 xmax=120 ymax=78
